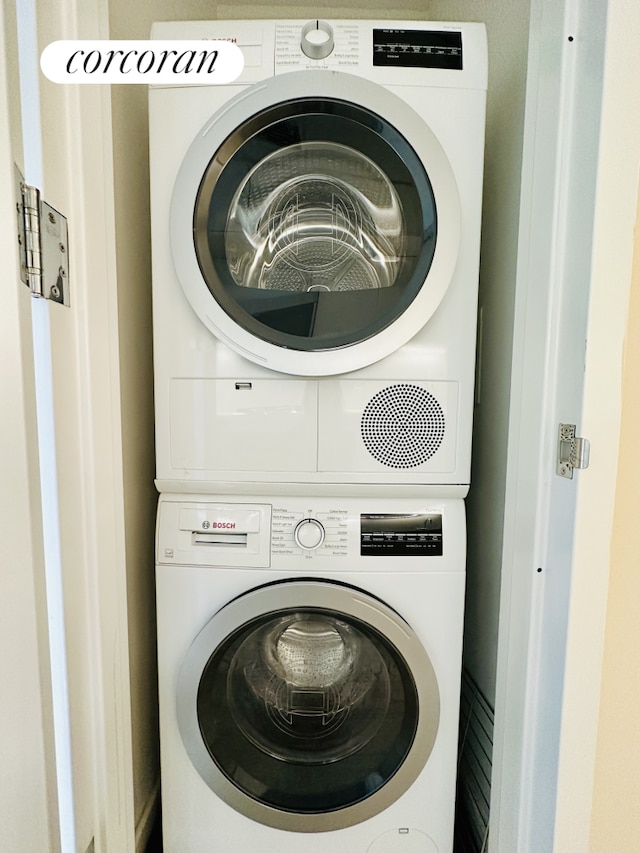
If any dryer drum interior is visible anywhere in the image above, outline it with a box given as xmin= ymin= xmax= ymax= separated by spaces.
xmin=178 ymin=582 xmax=440 ymax=826
xmin=193 ymin=98 xmax=438 ymax=351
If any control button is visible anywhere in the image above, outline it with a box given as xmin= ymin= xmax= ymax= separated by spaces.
xmin=301 ymin=20 xmax=334 ymax=60
xmin=294 ymin=518 xmax=326 ymax=550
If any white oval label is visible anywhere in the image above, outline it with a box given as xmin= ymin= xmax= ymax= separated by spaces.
xmin=40 ymin=40 xmax=244 ymax=85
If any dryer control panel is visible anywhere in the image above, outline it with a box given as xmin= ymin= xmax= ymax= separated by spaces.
xmin=275 ymin=21 xmax=464 ymax=72
xmin=275 ymin=21 xmax=361 ymax=70
xmin=373 ymin=29 xmax=463 ymax=70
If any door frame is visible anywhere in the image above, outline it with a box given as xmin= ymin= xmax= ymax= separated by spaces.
xmin=0 ymin=1 xmax=60 ymax=848
xmin=7 ymin=0 xmax=136 ymax=849
xmin=9 ymin=0 xmax=638 ymax=849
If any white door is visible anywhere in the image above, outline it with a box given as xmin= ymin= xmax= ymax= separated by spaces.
xmin=1 ymin=0 xmax=135 ymax=851
xmin=492 ymin=0 xmax=640 ymax=851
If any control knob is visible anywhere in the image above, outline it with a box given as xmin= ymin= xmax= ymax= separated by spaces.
xmin=300 ymin=20 xmax=334 ymax=60
xmin=294 ymin=518 xmax=326 ymax=550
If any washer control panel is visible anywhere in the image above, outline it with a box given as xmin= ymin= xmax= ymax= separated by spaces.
xmin=293 ymin=517 xmax=326 ymax=550
xmin=361 ymin=513 xmax=443 ymax=556
xmin=157 ymin=499 xmax=449 ymax=568
xmin=273 ymin=507 xmax=349 ymax=558
xmin=272 ymin=506 xmax=443 ymax=560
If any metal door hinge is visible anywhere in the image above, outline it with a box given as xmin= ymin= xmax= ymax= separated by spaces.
xmin=557 ymin=423 xmax=590 ymax=479
xmin=15 ymin=165 xmax=69 ymax=305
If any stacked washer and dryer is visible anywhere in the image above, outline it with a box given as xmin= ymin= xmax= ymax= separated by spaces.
xmin=149 ymin=19 xmax=487 ymax=853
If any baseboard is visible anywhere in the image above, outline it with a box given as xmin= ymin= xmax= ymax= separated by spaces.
xmin=135 ymin=780 xmax=160 ymax=853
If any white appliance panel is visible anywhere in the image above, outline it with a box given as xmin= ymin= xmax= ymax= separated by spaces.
xmin=169 ymin=377 xmax=318 ymax=472
xmin=318 ymin=379 xmax=458 ymax=475
xmin=150 ymin=18 xmax=486 ymax=489
xmin=156 ymin=494 xmax=466 ymax=851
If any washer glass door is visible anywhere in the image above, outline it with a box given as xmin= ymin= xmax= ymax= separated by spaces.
xmin=193 ymin=99 xmax=436 ymax=353
xmin=177 ymin=581 xmax=440 ymax=831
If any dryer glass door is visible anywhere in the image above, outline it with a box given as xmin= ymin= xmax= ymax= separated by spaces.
xmin=177 ymin=580 xmax=440 ymax=831
xmin=193 ymin=99 xmax=437 ymax=352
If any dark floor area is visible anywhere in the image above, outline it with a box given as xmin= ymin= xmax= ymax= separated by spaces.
xmin=144 ymin=812 xmax=162 ymax=853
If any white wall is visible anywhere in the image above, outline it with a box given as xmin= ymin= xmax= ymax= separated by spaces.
xmin=589 ymin=175 xmax=640 ymax=853
xmin=107 ymin=0 xmax=218 ymax=841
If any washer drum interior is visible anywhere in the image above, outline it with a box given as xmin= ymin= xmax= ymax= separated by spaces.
xmin=177 ymin=581 xmax=441 ymax=832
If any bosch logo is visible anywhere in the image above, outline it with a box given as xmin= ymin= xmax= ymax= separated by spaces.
xmin=211 ymin=521 xmax=236 ymax=529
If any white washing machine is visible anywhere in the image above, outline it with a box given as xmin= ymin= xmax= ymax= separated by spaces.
xmin=156 ymin=494 xmax=466 ymax=851
xmin=149 ymin=20 xmax=487 ymax=495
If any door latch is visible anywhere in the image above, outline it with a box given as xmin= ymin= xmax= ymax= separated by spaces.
xmin=557 ymin=423 xmax=590 ymax=479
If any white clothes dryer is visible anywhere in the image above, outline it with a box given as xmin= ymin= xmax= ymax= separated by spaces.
xmin=149 ymin=20 xmax=487 ymax=494
xmin=156 ymin=494 xmax=466 ymax=852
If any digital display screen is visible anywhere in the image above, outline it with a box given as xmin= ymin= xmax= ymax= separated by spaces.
xmin=373 ymin=29 xmax=463 ymax=70
xmin=360 ymin=513 xmax=443 ymax=556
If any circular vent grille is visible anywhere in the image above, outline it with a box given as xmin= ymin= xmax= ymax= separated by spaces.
xmin=361 ymin=385 xmax=445 ymax=469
